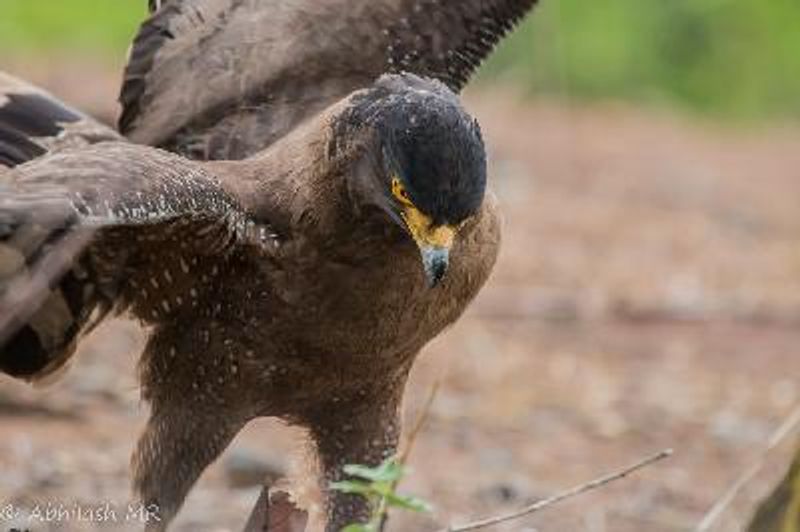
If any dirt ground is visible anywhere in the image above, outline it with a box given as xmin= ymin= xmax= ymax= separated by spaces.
xmin=1 ymin=58 xmax=799 ymax=532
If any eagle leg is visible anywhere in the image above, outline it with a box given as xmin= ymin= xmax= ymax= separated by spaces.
xmin=307 ymin=389 xmax=404 ymax=532
xmin=132 ymin=403 xmax=245 ymax=531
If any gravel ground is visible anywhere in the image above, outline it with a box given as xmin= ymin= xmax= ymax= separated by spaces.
xmin=0 ymin=60 xmax=798 ymax=531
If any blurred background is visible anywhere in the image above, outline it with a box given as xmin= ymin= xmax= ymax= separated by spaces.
xmin=0 ymin=1 xmax=798 ymax=531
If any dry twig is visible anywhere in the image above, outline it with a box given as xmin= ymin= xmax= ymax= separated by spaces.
xmin=399 ymin=380 xmax=442 ymax=465
xmin=695 ymin=404 xmax=800 ymax=532
xmin=439 ymin=449 xmax=674 ymax=532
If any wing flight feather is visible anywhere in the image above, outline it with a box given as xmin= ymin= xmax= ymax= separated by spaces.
xmin=121 ymin=0 xmax=539 ymax=159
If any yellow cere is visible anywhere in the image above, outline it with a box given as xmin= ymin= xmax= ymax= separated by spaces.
xmin=392 ymin=177 xmax=456 ymax=249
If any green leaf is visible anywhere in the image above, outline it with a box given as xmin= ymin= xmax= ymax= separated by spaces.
xmin=384 ymin=492 xmax=434 ymax=513
xmin=343 ymin=458 xmax=404 ymax=483
xmin=341 ymin=524 xmax=372 ymax=532
xmin=332 ymin=457 xmax=432 ymax=531
xmin=329 ymin=480 xmax=373 ymax=496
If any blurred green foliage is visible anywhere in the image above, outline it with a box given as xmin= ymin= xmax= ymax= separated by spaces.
xmin=0 ymin=0 xmax=797 ymax=120
xmin=0 ymin=0 xmax=144 ymax=52
xmin=746 ymin=444 xmax=800 ymax=532
xmin=486 ymin=0 xmax=800 ymax=120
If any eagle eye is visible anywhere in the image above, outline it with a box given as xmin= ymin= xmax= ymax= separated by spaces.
xmin=391 ymin=177 xmax=414 ymax=207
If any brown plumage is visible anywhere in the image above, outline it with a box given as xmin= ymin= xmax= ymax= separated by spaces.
xmin=0 ymin=1 xmax=537 ymax=530
xmin=0 ymin=73 xmax=121 ymax=167
xmin=121 ymin=0 xmax=537 ymax=160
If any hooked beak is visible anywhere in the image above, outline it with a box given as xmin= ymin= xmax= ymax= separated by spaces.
xmin=400 ymin=206 xmax=455 ymax=288
xmin=419 ymin=244 xmax=450 ymax=287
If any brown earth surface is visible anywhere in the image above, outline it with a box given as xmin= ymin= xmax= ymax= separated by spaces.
xmin=1 ymin=58 xmax=799 ymax=532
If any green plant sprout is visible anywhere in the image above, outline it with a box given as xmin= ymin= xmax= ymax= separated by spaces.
xmin=330 ymin=457 xmax=432 ymax=532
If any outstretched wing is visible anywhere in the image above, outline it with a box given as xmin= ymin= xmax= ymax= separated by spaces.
xmin=0 ymin=142 xmax=263 ymax=382
xmin=0 ymin=72 xmax=122 ymax=169
xmin=119 ymin=0 xmax=538 ymax=160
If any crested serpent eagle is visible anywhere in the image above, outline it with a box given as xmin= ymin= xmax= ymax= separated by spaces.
xmin=0 ymin=0 xmax=539 ymax=529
